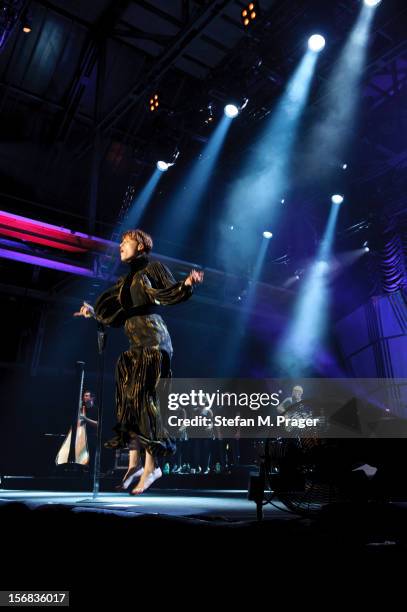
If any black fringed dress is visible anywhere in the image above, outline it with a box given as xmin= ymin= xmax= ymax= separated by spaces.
xmin=93 ymin=253 xmax=193 ymax=457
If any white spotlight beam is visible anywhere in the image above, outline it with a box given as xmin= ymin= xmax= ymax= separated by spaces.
xmin=218 ymin=49 xmax=321 ymax=274
xmin=305 ymin=3 xmax=377 ymax=170
xmin=277 ymin=202 xmax=341 ymax=375
xmin=226 ymin=50 xmax=320 ymax=218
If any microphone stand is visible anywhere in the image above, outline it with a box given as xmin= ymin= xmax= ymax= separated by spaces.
xmin=78 ymin=308 xmax=107 ymax=504
xmin=92 ymin=321 xmax=107 ymax=498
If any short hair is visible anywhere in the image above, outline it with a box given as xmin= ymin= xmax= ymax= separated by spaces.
xmin=121 ymin=229 xmax=153 ymax=253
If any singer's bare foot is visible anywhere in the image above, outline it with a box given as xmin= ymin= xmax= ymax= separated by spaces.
xmin=122 ymin=465 xmax=144 ymax=488
xmin=130 ymin=467 xmax=162 ymax=495
xmin=114 ymin=465 xmax=144 ymax=491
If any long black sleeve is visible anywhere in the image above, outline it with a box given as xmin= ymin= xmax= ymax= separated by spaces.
xmin=143 ymin=261 xmax=193 ymax=306
xmin=93 ymin=278 xmax=127 ymax=327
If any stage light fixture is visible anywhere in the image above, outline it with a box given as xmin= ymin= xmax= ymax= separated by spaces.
xmin=156 ymin=149 xmax=179 ymax=173
xmin=157 ymin=161 xmax=169 ymax=172
xmin=308 ymin=34 xmax=326 ymax=52
xmin=342 ymin=163 xmax=348 ymax=170
xmin=224 ymin=104 xmax=239 ymax=118
xmin=22 ymin=13 xmax=32 ymax=33
xmin=364 ymin=0 xmax=381 ymax=7
xmin=203 ymin=103 xmax=215 ymax=125
xmin=263 ymin=231 xmax=273 ymax=239
xmin=331 ymin=194 xmax=344 ymax=205
xmin=149 ymin=94 xmax=159 ymax=112
xmin=241 ymin=2 xmax=258 ymax=27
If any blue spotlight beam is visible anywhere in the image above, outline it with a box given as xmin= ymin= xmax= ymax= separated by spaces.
xmin=252 ymin=237 xmax=271 ymax=282
xmin=155 ymin=115 xmax=233 ymax=256
xmin=226 ymin=50 xmax=318 ymax=219
xmin=218 ymin=49 xmax=320 ymax=277
xmin=277 ymin=260 xmax=329 ymax=376
xmin=276 ymin=202 xmax=341 ymax=376
xmin=305 ymin=4 xmax=376 ymax=170
xmin=97 ymin=168 xmax=163 ymax=281
xmin=320 ymin=202 xmax=341 ymax=261
xmin=125 ymin=168 xmax=162 ymax=229
xmin=221 ymin=236 xmax=271 ymax=375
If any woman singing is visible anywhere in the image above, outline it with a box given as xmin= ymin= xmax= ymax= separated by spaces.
xmin=74 ymin=229 xmax=203 ymax=494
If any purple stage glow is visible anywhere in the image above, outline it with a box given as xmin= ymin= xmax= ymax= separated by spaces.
xmin=0 ymin=248 xmax=95 ymax=277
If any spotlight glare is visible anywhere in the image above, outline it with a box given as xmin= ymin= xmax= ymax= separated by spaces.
xmin=364 ymin=246 xmax=370 ymax=253
xmin=157 ymin=161 xmax=169 ymax=172
xmin=308 ymin=34 xmax=326 ymax=53
xmin=331 ymin=194 xmax=344 ymax=205
xmin=316 ymin=260 xmax=329 ymax=275
xmin=342 ymin=163 xmax=348 ymax=170
xmin=224 ymin=104 xmax=239 ymax=118
xmin=263 ymin=231 xmax=273 ymax=239
xmin=364 ymin=0 xmax=381 ymax=6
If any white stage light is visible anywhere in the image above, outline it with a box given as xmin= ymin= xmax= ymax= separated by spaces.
xmin=157 ymin=161 xmax=169 ymax=172
xmin=308 ymin=34 xmax=326 ymax=53
xmin=224 ymin=104 xmax=239 ymax=118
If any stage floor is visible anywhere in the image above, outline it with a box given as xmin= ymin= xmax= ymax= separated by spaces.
xmin=2 ymin=487 xmax=407 ymax=579
xmin=0 ymin=488 xmax=291 ymax=521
